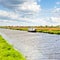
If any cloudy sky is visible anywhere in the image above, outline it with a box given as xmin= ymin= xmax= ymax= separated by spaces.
xmin=0 ymin=0 xmax=60 ymax=26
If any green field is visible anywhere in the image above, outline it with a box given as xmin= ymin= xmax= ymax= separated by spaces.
xmin=0 ymin=26 xmax=60 ymax=35
xmin=0 ymin=35 xmax=26 ymax=60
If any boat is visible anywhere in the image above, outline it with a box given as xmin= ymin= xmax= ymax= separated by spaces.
xmin=28 ymin=28 xmax=36 ymax=32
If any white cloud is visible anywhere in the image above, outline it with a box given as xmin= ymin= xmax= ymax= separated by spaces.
xmin=0 ymin=10 xmax=35 ymax=23
xmin=0 ymin=0 xmax=41 ymax=13
xmin=0 ymin=0 xmax=41 ymax=20
xmin=44 ymin=7 xmax=60 ymax=25
xmin=0 ymin=10 xmax=19 ymax=19
xmin=0 ymin=10 xmax=9 ymax=17
xmin=51 ymin=17 xmax=60 ymax=23
xmin=17 ymin=2 xmax=41 ymax=13
xmin=0 ymin=0 xmax=60 ymax=26
xmin=0 ymin=9 xmax=48 ymax=26
xmin=51 ymin=7 xmax=60 ymax=19
xmin=0 ymin=0 xmax=42 ymax=24
xmin=9 ymin=12 xmax=19 ymax=19
xmin=53 ymin=8 xmax=60 ymax=13
xmin=0 ymin=9 xmax=60 ymax=26
xmin=56 ymin=2 xmax=60 ymax=5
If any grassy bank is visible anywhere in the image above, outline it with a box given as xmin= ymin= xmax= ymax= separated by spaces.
xmin=0 ymin=26 xmax=60 ymax=35
xmin=36 ymin=27 xmax=60 ymax=35
xmin=0 ymin=35 xmax=26 ymax=60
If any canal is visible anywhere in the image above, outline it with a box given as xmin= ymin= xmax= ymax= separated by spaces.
xmin=0 ymin=28 xmax=60 ymax=60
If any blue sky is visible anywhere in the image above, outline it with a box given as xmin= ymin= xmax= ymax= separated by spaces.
xmin=40 ymin=0 xmax=60 ymax=9
xmin=0 ymin=0 xmax=60 ymax=26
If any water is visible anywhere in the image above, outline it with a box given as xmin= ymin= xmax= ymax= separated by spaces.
xmin=37 ymin=33 xmax=60 ymax=60
xmin=0 ymin=28 xmax=60 ymax=60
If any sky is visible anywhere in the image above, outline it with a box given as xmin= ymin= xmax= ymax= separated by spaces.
xmin=0 ymin=0 xmax=60 ymax=26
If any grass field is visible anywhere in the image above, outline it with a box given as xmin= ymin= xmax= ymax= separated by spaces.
xmin=0 ymin=26 xmax=60 ymax=34
xmin=36 ymin=27 xmax=60 ymax=34
xmin=0 ymin=35 xmax=26 ymax=60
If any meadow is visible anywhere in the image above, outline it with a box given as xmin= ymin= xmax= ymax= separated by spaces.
xmin=0 ymin=35 xmax=26 ymax=60
xmin=0 ymin=26 xmax=60 ymax=35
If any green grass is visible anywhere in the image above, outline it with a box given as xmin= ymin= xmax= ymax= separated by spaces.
xmin=0 ymin=26 xmax=60 ymax=35
xmin=36 ymin=30 xmax=60 ymax=34
xmin=36 ymin=30 xmax=60 ymax=35
xmin=0 ymin=35 xmax=26 ymax=60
